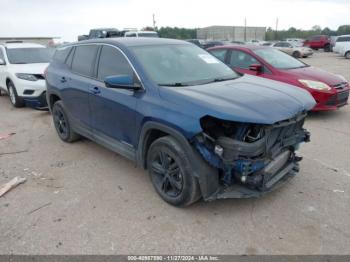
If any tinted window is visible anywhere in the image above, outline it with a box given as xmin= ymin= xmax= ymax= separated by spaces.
xmin=337 ymin=36 xmax=350 ymax=42
xmin=71 ymin=45 xmax=99 ymax=77
xmin=7 ymin=48 xmax=54 ymax=64
xmin=65 ymin=47 xmax=75 ymax=66
xmin=97 ymin=46 xmax=133 ymax=81
xmin=274 ymin=43 xmax=283 ymax=47
xmin=53 ymin=46 xmax=72 ymax=63
xmin=209 ymin=49 xmax=227 ymax=62
xmin=229 ymin=50 xmax=259 ymax=69
xmin=126 ymin=33 xmax=137 ymax=37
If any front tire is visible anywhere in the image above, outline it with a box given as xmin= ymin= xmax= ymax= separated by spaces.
xmin=292 ymin=51 xmax=301 ymax=58
xmin=52 ymin=100 xmax=80 ymax=143
xmin=7 ymin=81 xmax=24 ymax=108
xmin=147 ymin=136 xmax=201 ymax=207
xmin=345 ymin=52 xmax=350 ymax=59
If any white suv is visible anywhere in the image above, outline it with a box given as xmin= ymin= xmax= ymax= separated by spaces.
xmin=0 ymin=42 xmax=53 ymax=108
xmin=333 ymin=35 xmax=350 ymax=54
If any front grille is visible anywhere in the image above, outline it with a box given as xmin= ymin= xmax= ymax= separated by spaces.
xmin=326 ymin=91 xmax=349 ymax=106
xmin=265 ymin=114 xmax=306 ymax=158
xmin=332 ymin=82 xmax=349 ymax=90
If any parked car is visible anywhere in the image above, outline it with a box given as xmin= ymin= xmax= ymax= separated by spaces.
xmin=261 ymin=42 xmax=275 ymax=47
xmin=208 ymin=45 xmax=349 ymax=111
xmin=272 ymin=41 xmax=313 ymax=58
xmin=185 ymin=39 xmax=204 ymax=48
xmin=202 ymin=40 xmax=225 ymax=49
xmin=285 ymin=38 xmax=304 ymax=47
xmin=124 ymin=31 xmax=159 ymax=38
xmin=339 ymin=42 xmax=350 ymax=59
xmin=46 ymin=38 xmax=315 ymax=206
xmin=0 ymin=42 xmax=53 ymax=108
xmin=333 ymin=35 xmax=350 ymax=54
xmin=303 ymin=35 xmax=331 ymax=51
xmin=78 ymin=28 xmax=122 ymax=41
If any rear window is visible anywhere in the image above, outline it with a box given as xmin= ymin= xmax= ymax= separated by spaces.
xmin=53 ymin=46 xmax=72 ymax=63
xmin=71 ymin=45 xmax=99 ymax=77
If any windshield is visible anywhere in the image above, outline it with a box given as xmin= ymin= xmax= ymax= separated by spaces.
xmin=131 ymin=44 xmax=238 ymax=86
xmin=7 ymin=48 xmax=54 ymax=64
xmin=254 ymin=48 xmax=307 ymax=69
xmin=138 ymin=32 xmax=159 ymax=38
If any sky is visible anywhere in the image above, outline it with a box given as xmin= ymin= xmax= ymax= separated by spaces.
xmin=0 ymin=0 xmax=349 ymax=42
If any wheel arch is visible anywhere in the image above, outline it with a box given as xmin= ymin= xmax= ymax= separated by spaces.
xmin=136 ymin=121 xmax=220 ymax=199
xmin=48 ymin=92 xmax=62 ymax=111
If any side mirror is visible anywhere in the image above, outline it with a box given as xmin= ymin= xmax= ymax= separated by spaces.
xmin=0 ymin=58 xmax=5 ymax=65
xmin=104 ymin=75 xmax=141 ymax=90
xmin=249 ymin=64 xmax=263 ymax=73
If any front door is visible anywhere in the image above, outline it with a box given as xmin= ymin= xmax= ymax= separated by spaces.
xmin=89 ymin=45 xmax=138 ymax=148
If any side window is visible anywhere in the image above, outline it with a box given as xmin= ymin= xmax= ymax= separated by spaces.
xmin=209 ymin=49 xmax=227 ymax=63
xmin=53 ymin=46 xmax=72 ymax=64
xmin=0 ymin=48 xmax=5 ymax=61
xmin=126 ymin=33 xmax=137 ymax=37
xmin=229 ymin=50 xmax=260 ymax=69
xmin=65 ymin=47 xmax=75 ymax=66
xmin=71 ymin=45 xmax=99 ymax=77
xmin=274 ymin=43 xmax=282 ymax=47
xmin=97 ymin=46 xmax=133 ymax=81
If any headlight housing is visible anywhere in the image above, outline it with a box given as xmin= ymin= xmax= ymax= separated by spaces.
xmin=298 ymin=79 xmax=331 ymax=91
xmin=15 ymin=73 xmax=38 ymax=81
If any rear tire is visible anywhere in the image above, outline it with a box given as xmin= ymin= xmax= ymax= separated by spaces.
xmin=147 ymin=136 xmax=201 ymax=207
xmin=7 ymin=81 xmax=24 ymax=108
xmin=324 ymin=44 xmax=331 ymax=52
xmin=345 ymin=52 xmax=350 ymax=59
xmin=52 ymin=100 xmax=80 ymax=143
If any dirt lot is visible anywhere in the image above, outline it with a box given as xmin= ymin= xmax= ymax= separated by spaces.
xmin=0 ymin=52 xmax=349 ymax=255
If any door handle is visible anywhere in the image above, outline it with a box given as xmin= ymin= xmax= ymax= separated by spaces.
xmin=89 ymin=86 xmax=101 ymax=94
xmin=60 ymin=77 xmax=67 ymax=83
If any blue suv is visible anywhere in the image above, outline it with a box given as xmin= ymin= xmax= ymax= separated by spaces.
xmin=46 ymin=38 xmax=315 ymax=206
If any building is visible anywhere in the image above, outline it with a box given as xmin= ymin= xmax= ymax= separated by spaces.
xmin=197 ymin=26 xmax=266 ymax=42
xmin=0 ymin=37 xmax=60 ymax=46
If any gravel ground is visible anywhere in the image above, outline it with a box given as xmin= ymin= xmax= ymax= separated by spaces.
xmin=0 ymin=52 xmax=349 ymax=255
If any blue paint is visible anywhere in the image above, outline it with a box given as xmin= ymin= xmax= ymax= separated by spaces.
xmin=46 ymin=38 xmax=316 ymax=149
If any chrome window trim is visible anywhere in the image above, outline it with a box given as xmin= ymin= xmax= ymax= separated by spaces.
xmin=60 ymin=42 xmax=144 ymax=90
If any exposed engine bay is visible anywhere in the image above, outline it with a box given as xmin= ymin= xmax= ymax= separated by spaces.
xmin=193 ymin=113 xmax=310 ymax=194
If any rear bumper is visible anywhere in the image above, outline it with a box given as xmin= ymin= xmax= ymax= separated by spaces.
xmin=22 ymin=91 xmax=48 ymax=110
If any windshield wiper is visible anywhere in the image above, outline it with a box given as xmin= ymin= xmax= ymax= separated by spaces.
xmin=159 ymin=83 xmax=189 ymax=87
xmin=201 ymin=76 xmax=238 ymax=85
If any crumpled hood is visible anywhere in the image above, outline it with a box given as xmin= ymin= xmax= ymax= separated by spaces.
xmin=9 ymin=63 xmax=49 ymax=75
xmin=285 ymin=66 xmax=345 ymax=86
xmin=159 ymin=74 xmax=316 ymax=124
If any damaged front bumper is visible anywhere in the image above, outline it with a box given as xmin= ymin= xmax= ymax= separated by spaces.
xmin=192 ymin=113 xmax=310 ymax=200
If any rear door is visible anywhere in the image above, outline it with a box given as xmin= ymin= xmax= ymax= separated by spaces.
xmin=89 ymin=45 xmax=138 ymax=149
xmin=62 ymin=44 xmax=99 ymax=132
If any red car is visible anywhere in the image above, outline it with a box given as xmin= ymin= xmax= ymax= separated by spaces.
xmin=208 ymin=45 xmax=349 ymax=111
xmin=303 ymin=35 xmax=331 ymax=52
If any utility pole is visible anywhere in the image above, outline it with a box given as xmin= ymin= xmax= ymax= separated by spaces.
xmin=275 ymin=17 xmax=279 ymax=40
xmin=244 ymin=17 xmax=247 ymax=42
xmin=153 ymin=14 xmax=156 ymax=31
